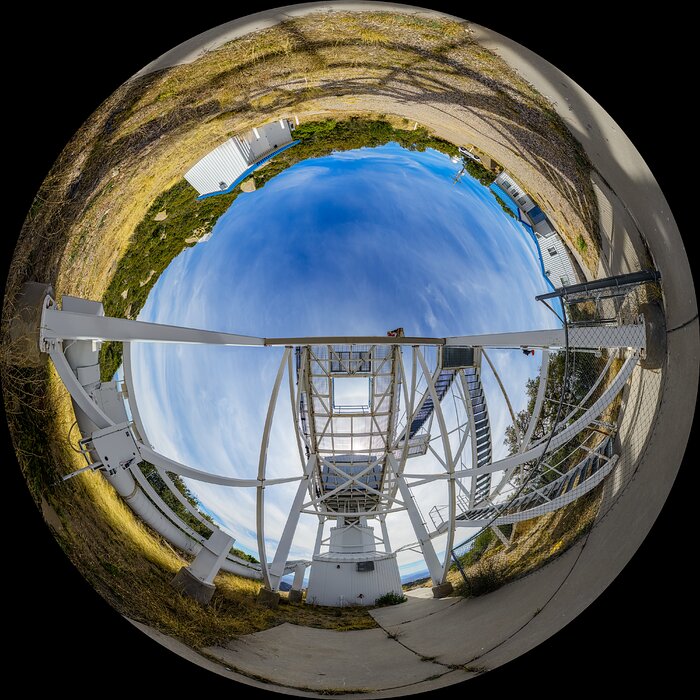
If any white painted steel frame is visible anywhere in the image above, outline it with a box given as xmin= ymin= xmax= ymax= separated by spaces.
xmin=520 ymin=350 xmax=550 ymax=450
xmin=452 ymin=456 xmax=619 ymax=528
xmin=41 ymin=302 xmax=645 ymax=351
xmin=256 ymin=348 xmax=292 ymax=590
xmin=43 ymin=296 xmax=645 ymax=595
xmin=298 ymin=344 xmax=402 ymax=516
xmin=451 ymin=354 xmax=639 ymax=479
xmin=416 ymin=349 xmax=456 ymax=582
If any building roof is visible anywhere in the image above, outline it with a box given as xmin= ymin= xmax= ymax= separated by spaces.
xmin=184 ymin=120 xmax=298 ymax=198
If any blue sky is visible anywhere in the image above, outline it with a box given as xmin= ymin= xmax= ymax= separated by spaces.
xmin=130 ymin=143 xmax=558 ymax=573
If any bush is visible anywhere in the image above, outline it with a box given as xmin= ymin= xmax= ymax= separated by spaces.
xmin=375 ymin=591 xmax=407 ymax=606
xmin=457 ymin=558 xmax=504 ymax=598
xmin=462 ymin=158 xmax=496 ymax=186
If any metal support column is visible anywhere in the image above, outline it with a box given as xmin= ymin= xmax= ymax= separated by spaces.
xmin=268 ymin=455 xmax=317 ymax=591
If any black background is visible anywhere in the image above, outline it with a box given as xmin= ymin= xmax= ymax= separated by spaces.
xmin=3 ymin=2 xmax=694 ymax=696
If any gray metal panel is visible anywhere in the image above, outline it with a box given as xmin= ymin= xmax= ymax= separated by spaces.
xmin=443 ymin=346 xmax=474 ymax=368
xmin=248 ymin=120 xmax=294 ymax=161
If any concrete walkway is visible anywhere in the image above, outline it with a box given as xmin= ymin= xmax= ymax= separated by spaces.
xmin=127 ymin=4 xmax=696 ymax=696
xmin=203 ymin=623 xmax=471 ymax=694
xmin=132 ymin=537 xmax=587 ymax=695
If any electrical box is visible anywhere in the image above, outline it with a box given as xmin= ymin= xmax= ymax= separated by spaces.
xmin=442 ymin=346 xmax=475 ymax=369
xmin=90 ymin=422 xmax=140 ymax=475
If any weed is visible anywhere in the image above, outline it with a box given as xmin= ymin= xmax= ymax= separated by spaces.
xmin=456 ymin=557 xmax=504 ymax=598
xmin=464 ymin=665 xmax=489 ymax=674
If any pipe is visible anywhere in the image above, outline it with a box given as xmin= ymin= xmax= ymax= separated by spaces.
xmin=58 ymin=305 xmax=264 ymax=578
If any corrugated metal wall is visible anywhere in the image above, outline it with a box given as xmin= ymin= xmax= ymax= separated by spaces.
xmin=184 ymin=136 xmax=251 ymax=196
xmin=306 ymin=554 xmax=403 ymax=606
xmin=494 ymin=171 xmax=580 ymax=286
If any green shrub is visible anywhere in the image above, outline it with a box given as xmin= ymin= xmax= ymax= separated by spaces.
xmin=491 ymin=191 xmax=516 ymax=218
xmin=375 ymin=591 xmax=407 ymax=606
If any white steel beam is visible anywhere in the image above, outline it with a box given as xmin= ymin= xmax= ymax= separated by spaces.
xmin=266 ymin=335 xmax=441 ymax=346
xmin=520 ymin=350 xmax=550 ymax=451
xmin=268 ymin=455 xmax=317 ymax=591
xmin=482 ymin=349 xmax=520 ymax=444
xmin=155 ymin=465 xmax=216 ymax=529
xmin=379 ymin=515 xmax=392 ymax=553
xmin=417 ymin=349 xmax=456 ymax=583
xmin=287 ymin=350 xmax=307 ymax=470
xmin=42 ymin=307 xmax=264 ymax=346
xmin=445 ymin=324 xmax=645 ymax=350
xmin=137 ymin=444 xmax=301 ymax=488
xmin=301 ymin=507 xmax=406 ymax=517
xmin=392 ymin=456 xmax=443 ymax=585
xmin=256 ymin=348 xmax=292 ymax=590
xmin=122 ymin=342 xmax=152 ymax=446
xmin=313 ymin=518 xmax=325 ymax=556
xmin=129 ymin=461 xmax=204 ymax=542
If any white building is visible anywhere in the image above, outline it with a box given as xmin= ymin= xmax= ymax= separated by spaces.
xmin=306 ymin=517 xmax=402 ymax=607
xmin=494 ymin=171 xmax=579 ymax=287
xmin=185 ymin=119 xmax=298 ymax=198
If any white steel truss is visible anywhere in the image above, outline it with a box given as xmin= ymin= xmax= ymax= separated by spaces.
xmin=39 ymin=292 xmax=646 ymax=594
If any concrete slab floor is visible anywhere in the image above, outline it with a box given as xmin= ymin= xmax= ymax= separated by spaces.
xmin=371 ymin=594 xmax=461 ymax=627
xmin=374 ymin=541 xmax=586 ymax=667
xmin=203 ymin=623 xmax=470 ymax=693
xmin=125 ymin=619 xmax=314 ymax=696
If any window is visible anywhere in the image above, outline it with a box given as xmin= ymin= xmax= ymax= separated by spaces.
xmin=547 ymin=247 xmax=558 ymax=256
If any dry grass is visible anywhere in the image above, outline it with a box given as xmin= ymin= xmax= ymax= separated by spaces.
xmin=3 ymin=8 xmax=601 ymax=652
xmin=450 ymin=487 xmax=602 ymax=593
xmin=37 ymin=10 xmax=597 ymax=314
xmin=34 ymin=368 xmax=376 ymax=650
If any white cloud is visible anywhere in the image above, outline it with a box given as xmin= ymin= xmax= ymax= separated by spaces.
xmin=130 ymin=144 xmax=560 ymax=573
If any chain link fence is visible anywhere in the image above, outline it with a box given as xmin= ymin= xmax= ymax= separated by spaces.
xmin=448 ymin=278 xmax=662 ymax=596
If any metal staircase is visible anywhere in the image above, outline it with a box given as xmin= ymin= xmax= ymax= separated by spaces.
xmin=463 ymin=366 xmax=492 ymax=504
xmin=410 ymin=369 xmax=457 ymax=438
xmin=456 ymin=436 xmax=613 ymax=525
